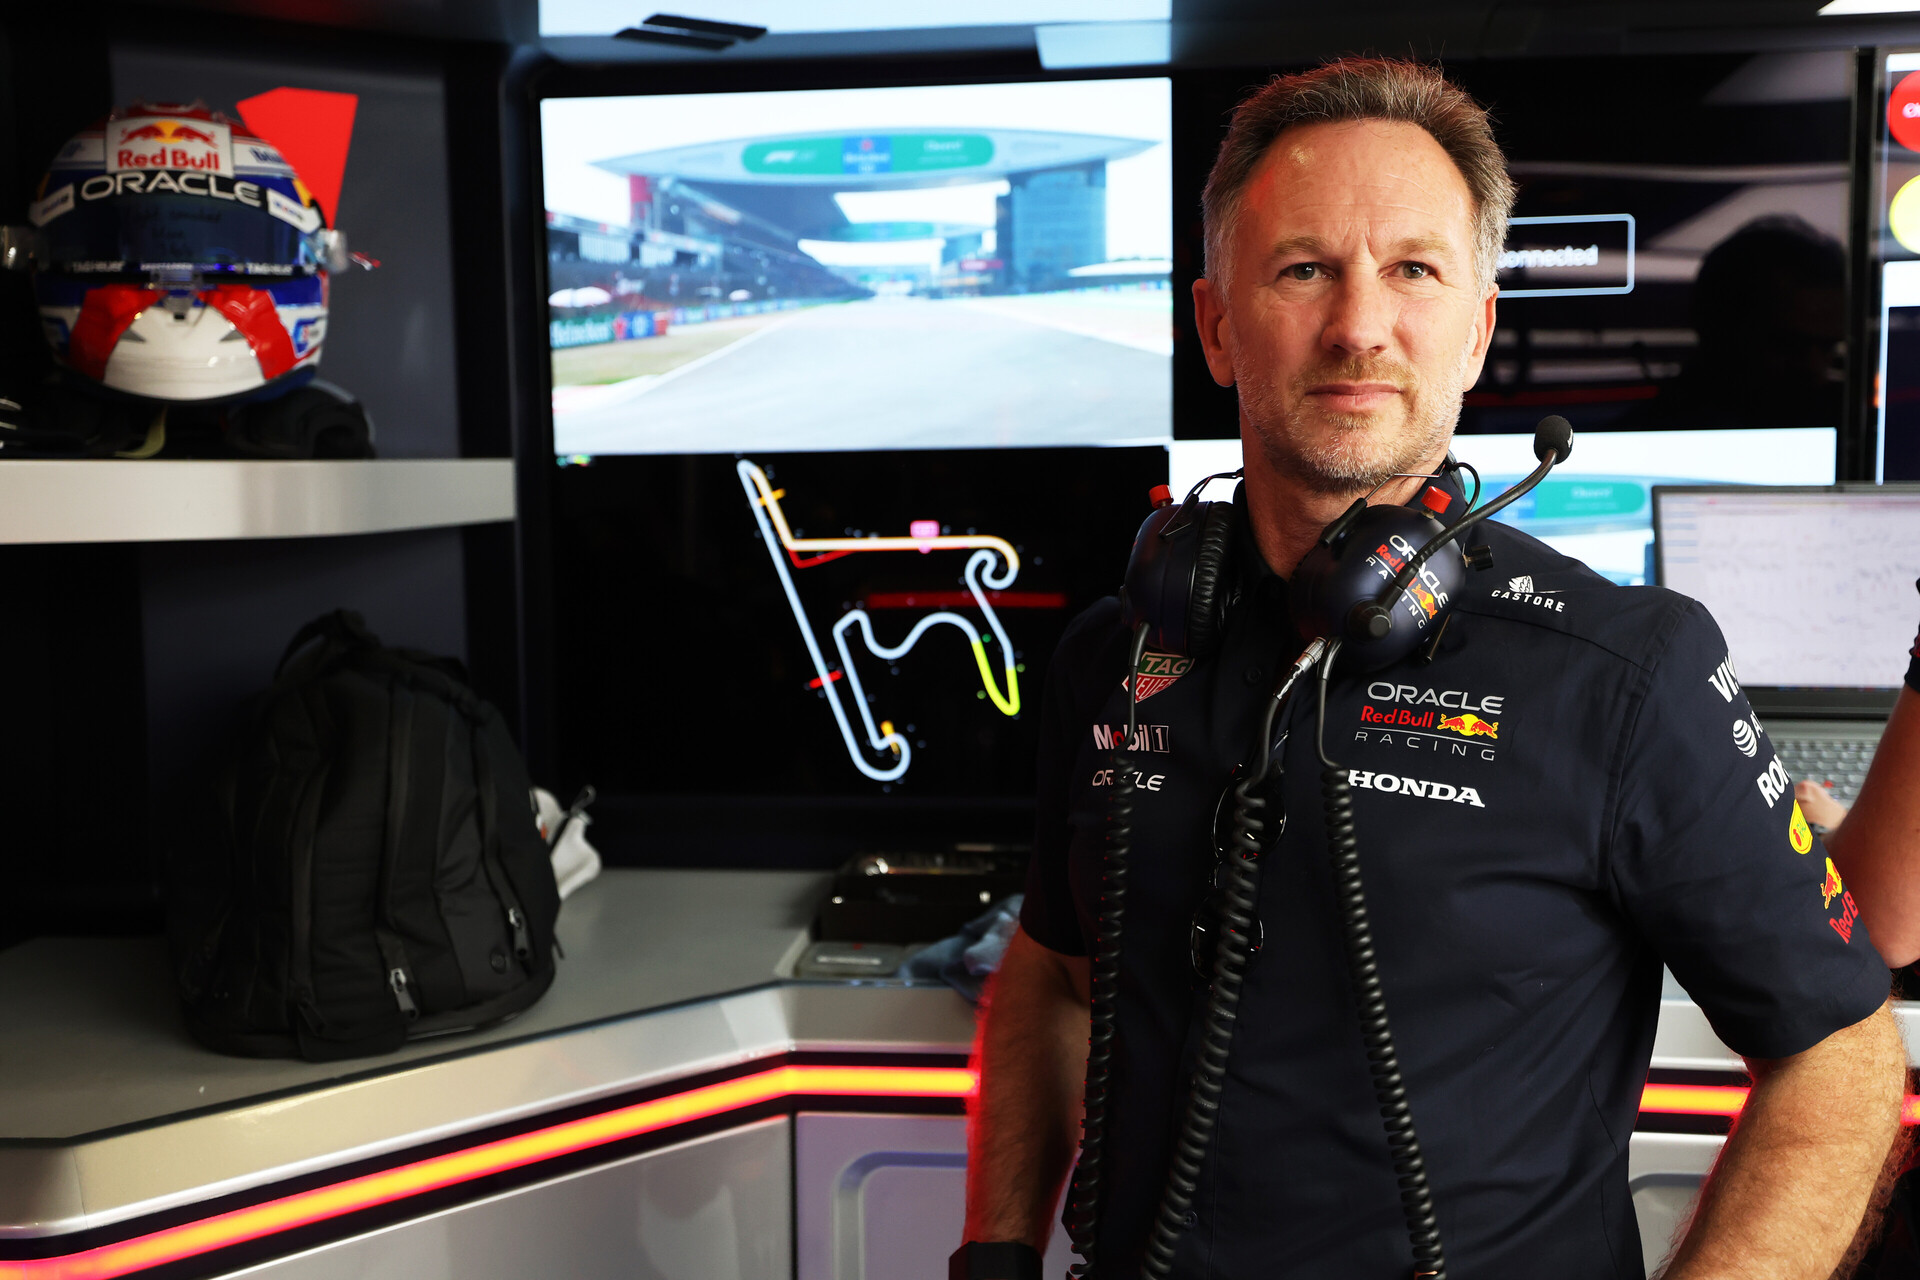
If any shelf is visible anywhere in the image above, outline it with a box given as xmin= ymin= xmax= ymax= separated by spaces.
xmin=0 ymin=459 xmax=515 ymax=544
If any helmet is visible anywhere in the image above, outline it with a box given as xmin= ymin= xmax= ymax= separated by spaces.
xmin=24 ymin=101 xmax=347 ymax=403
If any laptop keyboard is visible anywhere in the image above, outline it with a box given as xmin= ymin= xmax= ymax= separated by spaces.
xmin=1775 ymin=737 xmax=1873 ymax=807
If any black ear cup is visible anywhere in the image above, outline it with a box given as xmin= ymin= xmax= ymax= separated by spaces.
xmin=1183 ymin=501 xmax=1238 ymax=661
xmin=1293 ymin=504 xmax=1465 ymax=671
xmin=1121 ymin=495 xmax=1238 ymax=659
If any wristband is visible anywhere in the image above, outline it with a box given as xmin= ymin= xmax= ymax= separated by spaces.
xmin=949 ymin=1240 xmax=1043 ymax=1280
xmin=1908 ymin=579 xmax=1920 ymax=694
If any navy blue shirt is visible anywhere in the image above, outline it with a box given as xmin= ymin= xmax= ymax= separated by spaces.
xmin=1021 ymin=493 xmax=1889 ymax=1279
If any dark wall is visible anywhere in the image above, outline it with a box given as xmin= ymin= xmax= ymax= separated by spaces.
xmin=141 ymin=528 xmax=470 ymax=822
xmin=0 ymin=9 xmax=506 ymax=946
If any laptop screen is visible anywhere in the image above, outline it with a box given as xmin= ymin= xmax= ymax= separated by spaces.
xmin=1653 ymin=486 xmax=1920 ymax=696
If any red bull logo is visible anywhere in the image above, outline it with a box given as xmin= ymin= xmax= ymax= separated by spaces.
xmin=1821 ymin=857 xmax=1843 ymax=909
xmin=1437 ymin=713 xmax=1499 ymax=739
xmin=1410 ymin=582 xmax=1438 ymax=619
xmin=122 ymin=121 xmax=216 ymax=145
xmin=109 ymin=117 xmax=227 ymax=174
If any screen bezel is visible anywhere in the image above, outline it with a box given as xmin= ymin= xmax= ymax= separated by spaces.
xmin=1651 ymin=482 xmax=1916 ymax=718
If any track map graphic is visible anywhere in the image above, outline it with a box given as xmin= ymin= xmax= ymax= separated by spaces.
xmin=737 ymin=459 xmax=1023 ymax=783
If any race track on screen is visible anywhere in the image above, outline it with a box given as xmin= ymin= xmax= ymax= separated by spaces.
xmin=551 ymin=291 xmax=1172 ymax=454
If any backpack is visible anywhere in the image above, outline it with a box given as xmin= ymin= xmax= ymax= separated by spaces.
xmin=169 ymin=611 xmax=562 ymax=1062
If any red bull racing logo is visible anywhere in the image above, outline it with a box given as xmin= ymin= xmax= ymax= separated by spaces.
xmin=108 ymin=116 xmax=230 ymax=175
xmin=1821 ymin=857 xmax=1844 ymax=909
xmin=1823 ymin=856 xmax=1860 ymax=942
xmin=1437 ymin=713 xmax=1499 ymax=739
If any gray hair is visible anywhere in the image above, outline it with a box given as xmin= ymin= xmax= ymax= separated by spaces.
xmin=1201 ymin=58 xmax=1516 ymax=295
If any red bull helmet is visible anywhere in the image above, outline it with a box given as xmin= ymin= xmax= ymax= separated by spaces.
xmin=17 ymin=102 xmax=348 ymax=402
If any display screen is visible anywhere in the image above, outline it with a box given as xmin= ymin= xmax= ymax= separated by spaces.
xmin=540 ymin=78 xmax=1172 ymax=455
xmin=1170 ymin=428 xmax=1837 ymax=586
xmin=1656 ymin=488 xmax=1920 ymax=689
xmin=548 ymin=448 xmax=1165 ymax=815
xmin=1877 ymin=51 xmax=1920 ymax=482
xmin=1177 ymin=53 xmax=1854 ymax=445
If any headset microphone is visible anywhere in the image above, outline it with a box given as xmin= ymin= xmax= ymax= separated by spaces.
xmin=1293 ymin=415 xmax=1575 ymax=671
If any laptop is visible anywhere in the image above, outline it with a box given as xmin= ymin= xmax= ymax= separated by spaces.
xmin=1652 ymin=484 xmax=1920 ymax=809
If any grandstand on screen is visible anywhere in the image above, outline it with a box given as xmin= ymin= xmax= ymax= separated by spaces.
xmin=545 ymin=127 xmax=1157 ymax=334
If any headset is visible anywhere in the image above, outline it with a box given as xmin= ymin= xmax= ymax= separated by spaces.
xmin=1066 ymin=417 xmax=1573 ymax=1280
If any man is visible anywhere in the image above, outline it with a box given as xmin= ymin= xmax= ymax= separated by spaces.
xmin=959 ymin=59 xmax=1906 ymax=1280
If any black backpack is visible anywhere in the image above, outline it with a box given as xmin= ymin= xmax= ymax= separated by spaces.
xmin=169 ymin=611 xmax=561 ymax=1062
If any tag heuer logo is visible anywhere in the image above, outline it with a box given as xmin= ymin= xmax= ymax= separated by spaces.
xmin=1508 ymin=575 xmax=1533 ymax=593
xmin=1125 ymin=651 xmax=1192 ymax=703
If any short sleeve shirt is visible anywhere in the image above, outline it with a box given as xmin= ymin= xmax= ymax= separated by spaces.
xmin=1021 ymin=492 xmax=1889 ymax=1279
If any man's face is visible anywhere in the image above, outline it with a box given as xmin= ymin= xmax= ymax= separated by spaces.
xmin=1194 ymin=119 xmax=1497 ymax=495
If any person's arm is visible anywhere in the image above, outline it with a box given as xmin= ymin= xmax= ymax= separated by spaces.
xmin=1792 ymin=779 xmax=1850 ymax=833
xmin=1826 ymin=686 xmax=1920 ymax=967
xmin=1660 ymin=1000 xmax=1907 ymax=1280
xmin=963 ymin=927 xmax=1091 ymax=1252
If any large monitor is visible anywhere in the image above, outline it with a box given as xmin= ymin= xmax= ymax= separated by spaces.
xmin=1176 ymin=52 xmax=1854 ymax=447
xmin=541 ymin=77 xmax=1172 ymax=456
xmin=535 ymin=73 xmax=1174 ymax=860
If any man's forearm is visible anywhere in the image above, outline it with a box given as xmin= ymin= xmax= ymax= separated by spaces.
xmin=964 ymin=928 xmax=1091 ymax=1250
xmin=1662 ymin=1000 xmax=1907 ymax=1280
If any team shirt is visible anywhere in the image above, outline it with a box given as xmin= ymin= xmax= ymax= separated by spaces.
xmin=1021 ymin=482 xmax=1889 ymax=1279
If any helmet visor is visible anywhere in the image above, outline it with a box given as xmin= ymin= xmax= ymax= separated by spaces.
xmin=40 ymin=192 xmax=323 ymax=278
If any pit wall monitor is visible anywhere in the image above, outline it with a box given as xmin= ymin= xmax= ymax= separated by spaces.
xmin=1169 ymin=428 xmax=1837 ymax=587
xmin=539 ymin=77 xmax=1172 ymax=456
xmin=1173 ymin=52 xmax=1853 ymax=466
xmin=545 ymin=447 xmax=1167 ymax=861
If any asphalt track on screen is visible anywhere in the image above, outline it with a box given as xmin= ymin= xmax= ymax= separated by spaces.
xmin=551 ymin=293 xmax=1171 ymax=454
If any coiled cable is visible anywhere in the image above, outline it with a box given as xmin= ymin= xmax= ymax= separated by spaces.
xmin=1138 ymin=640 xmax=1323 ymax=1279
xmin=1316 ymin=640 xmax=1447 ymax=1279
xmin=1066 ymin=622 xmax=1152 ymax=1278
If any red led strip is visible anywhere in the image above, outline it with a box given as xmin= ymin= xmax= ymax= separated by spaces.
xmin=4 ymin=1068 xmax=1912 ymax=1280
xmin=0 ymin=1065 xmax=974 ymax=1280
xmin=1643 ymin=1082 xmax=1920 ymax=1126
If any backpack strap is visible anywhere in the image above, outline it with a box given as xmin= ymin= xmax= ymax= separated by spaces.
xmin=276 ymin=609 xmax=381 ymax=678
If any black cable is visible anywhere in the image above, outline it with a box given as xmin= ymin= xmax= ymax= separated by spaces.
xmin=1138 ymin=641 xmax=1322 ymax=1279
xmin=1384 ymin=446 xmax=1559 ymax=609
xmin=1315 ymin=640 xmax=1447 ymax=1279
xmin=1067 ymin=621 xmax=1152 ymax=1278
xmin=1445 ymin=458 xmax=1482 ymax=511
